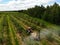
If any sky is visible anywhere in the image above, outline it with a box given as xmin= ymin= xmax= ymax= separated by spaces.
xmin=0 ymin=0 xmax=60 ymax=11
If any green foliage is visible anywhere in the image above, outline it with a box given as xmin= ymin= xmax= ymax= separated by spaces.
xmin=46 ymin=33 xmax=54 ymax=42
xmin=20 ymin=2 xmax=60 ymax=25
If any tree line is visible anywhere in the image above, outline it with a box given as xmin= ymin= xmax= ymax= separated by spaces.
xmin=19 ymin=2 xmax=60 ymax=25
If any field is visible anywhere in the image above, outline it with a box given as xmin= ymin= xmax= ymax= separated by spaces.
xmin=0 ymin=12 xmax=60 ymax=45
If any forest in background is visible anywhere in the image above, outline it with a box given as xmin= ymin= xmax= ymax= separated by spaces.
xmin=18 ymin=2 xmax=60 ymax=25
